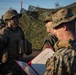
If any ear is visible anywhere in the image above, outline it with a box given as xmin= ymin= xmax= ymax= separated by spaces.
xmin=8 ymin=21 xmax=10 ymax=25
xmin=62 ymin=24 xmax=67 ymax=31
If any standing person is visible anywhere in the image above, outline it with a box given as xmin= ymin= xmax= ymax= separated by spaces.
xmin=0 ymin=19 xmax=6 ymax=75
xmin=42 ymin=13 xmax=58 ymax=51
xmin=44 ymin=8 xmax=76 ymax=75
xmin=0 ymin=8 xmax=29 ymax=75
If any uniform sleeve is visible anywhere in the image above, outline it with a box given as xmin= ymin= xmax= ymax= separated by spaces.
xmin=0 ymin=29 xmax=10 ymax=48
xmin=42 ymin=35 xmax=58 ymax=51
xmin=41 ymin=40 xmax=50 ymax=50
xmin=0 ymin=29 xmax=9 ymax=63
xmin=48 ymin=35 xmax=58 ymax=48
xmin=44 ymin=52 xmax=63 ymax=75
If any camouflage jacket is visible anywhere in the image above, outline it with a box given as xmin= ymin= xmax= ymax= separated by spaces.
xmin=44 ymin=39 xmax=76 ymax=75
xmin=0 ymin=26 xmax=25 ymax=62
xmin=42 ymin=33 xmax=58 ymax=50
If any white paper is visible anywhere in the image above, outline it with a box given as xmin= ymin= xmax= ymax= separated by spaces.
xmin=31 ymin=48 xmax=54 ymax=75
xmin=16 ymin=48 xmax=54 ymax=75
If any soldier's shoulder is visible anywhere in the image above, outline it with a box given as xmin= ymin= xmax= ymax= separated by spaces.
xmin=0 ymin=26 xmax=8 ymax=35
xmin=54 ymin=40 xmax=72 ymax=51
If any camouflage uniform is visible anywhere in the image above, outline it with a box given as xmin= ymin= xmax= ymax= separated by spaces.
xmin=42 ymin=12 xmax=58 ymax=51
xmin=44 ymin=8 xmax=76 ymax=75
xmin=0 ymin=19 xmax=7 ymax=74
xmin=42 ymin=33 xmax=58 ymax=50
xmin=44 ymin=39 xmax=76 ymax=75
xmin=0 ymin=9 xmax=25 ymax=75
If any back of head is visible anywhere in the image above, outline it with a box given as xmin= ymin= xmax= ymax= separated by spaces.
xmin=3 ymin=9 xmax=22 ymax=21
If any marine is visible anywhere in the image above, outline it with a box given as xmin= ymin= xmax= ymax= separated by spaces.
xmin=0 ymin=8 xmax=31 ymax=75
xmin=44 ymin=8 xmax=76 ymax=75
xmin=42 ymin=12 xmax=58 ymax=51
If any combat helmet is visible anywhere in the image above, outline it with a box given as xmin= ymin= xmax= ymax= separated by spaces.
xmin=3 ymin=9 xmax=22 ymax=21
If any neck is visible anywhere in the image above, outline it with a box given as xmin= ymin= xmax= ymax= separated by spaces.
xmin=62 ymin=31 xmax=76 ymax=40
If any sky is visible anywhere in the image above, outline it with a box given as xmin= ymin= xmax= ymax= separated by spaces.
xmin=0 ymin=0 xmax=76 ymax=18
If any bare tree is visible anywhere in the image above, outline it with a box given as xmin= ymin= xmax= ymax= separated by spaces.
xmin=55 ymin=2 xmax=60 ymax=9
